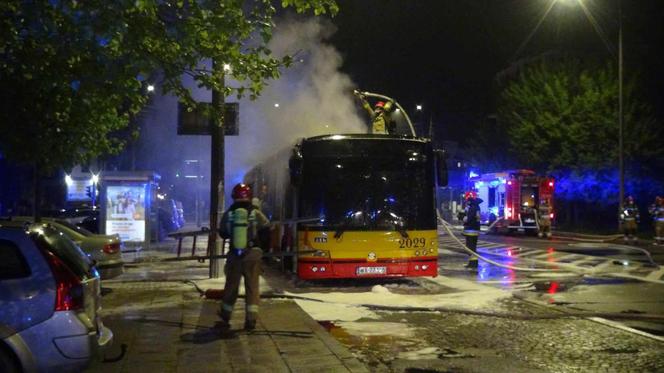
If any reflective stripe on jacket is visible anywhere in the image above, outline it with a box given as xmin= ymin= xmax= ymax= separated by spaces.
xmin=463 ymin=199 xmax=482 ymax=236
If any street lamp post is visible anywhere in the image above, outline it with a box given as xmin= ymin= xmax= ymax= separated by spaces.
xmin=554 ymin=0 xmax=625 ymax=210
xmin=208 ymin=61 xmax=226 ymax=279
xmin=618 ymin=0 xmax=624 ymax=210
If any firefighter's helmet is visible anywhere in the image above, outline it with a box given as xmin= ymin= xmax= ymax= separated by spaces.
xmin=464 ymin=191 xmax=477 ymax=201
xmin=231 ymin=183 xmax=252 ymax=201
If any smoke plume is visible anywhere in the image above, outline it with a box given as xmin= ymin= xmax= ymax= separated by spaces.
xmin=226 ymin=17 xmax=366 ymax=185
xmin=135 ymin=17 xmax=366 ymax=216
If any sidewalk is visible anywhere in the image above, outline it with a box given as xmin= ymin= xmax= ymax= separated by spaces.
xmin=88 ymin=238 xmax=368 ymax=373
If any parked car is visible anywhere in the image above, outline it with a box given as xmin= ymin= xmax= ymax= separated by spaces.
xmin=43 ymin=208 xmax=100 ymax=234
xmin=157 ymin=198 xmax=185 ymax=241
xmin=11 ymin=217 xmax=124 ymax=280
xmin=0 ymin=219 xmax=113 ymax=373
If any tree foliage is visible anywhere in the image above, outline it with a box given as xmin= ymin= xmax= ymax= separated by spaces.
xmin=0 ymin=0 xmax=338 ymax=174
xmin=494 ymin=58 xmax=662 ymax=174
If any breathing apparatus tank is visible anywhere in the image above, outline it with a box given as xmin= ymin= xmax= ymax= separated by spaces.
xmin=230 ymin=207 xmax=257 ymax=253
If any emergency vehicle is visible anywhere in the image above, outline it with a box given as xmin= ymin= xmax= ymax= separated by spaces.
xmin=469 ymin=169 xmax=554 ymax=234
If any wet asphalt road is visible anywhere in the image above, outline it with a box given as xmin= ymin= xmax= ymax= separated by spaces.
xmin=301 ymin=230 xmax=664 ymax=372
xmin=96 ymin=232 xmax=664 ymax=372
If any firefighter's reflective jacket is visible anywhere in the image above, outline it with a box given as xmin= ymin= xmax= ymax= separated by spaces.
xmin=620 ymin=204 xmax=640 ymax=223
xmin=649 ymin=202 xmax=664 ymax=222
xmin=463 ymin=198 xmax=482 ymax=236
xmin=650 ymin=199 xmax=664 ymax=244
xmin=361 ymin=100 xmax=394 ymax=135
xmin=538 ymin=204 xmax=551 ymax=223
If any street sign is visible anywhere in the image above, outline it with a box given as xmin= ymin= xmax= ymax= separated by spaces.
xmin=177 ymin=102 xmax=239 ymax=136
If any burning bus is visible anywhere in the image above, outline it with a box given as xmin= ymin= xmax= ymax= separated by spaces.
xmin=244 ymin=134 xmax=448 ymax=280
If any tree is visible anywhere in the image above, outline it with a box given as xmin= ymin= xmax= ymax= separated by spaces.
xmin=0 ymin=0 xmax=338 ymax=215
xmin=491 ymin=57 xmax=663 ymax=230
xmin=495 ymin=58 xmax=662 ymax=174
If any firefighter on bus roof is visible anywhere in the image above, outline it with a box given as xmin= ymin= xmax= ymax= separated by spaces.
xmin=463 ymin=191 xmax=482 ymax=269
xmin=218 ymin=183 xmax=270 ymax=331
xmin=649 ymin=196 xmax=664 ymax=246
xmin=537 ymin=199 xmax=552 ymax=239
xmin=354 ymin=90 xmax=394 ymax=135
xmin=620 ymin=195 xmax=640 ymax=243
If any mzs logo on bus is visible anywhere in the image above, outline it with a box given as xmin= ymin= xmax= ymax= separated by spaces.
xmin=314 ymin=236 xmax=328 ymax=243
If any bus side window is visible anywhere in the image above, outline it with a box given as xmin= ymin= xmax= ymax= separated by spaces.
xmin=289 ymin=147 xmax=303 ymax=186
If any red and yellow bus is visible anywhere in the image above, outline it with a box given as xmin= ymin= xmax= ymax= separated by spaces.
xmin=244 ymin=134 xmax=447 ymax=280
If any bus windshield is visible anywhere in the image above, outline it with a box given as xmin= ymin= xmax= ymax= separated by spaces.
xmin=300 ymin=156 xmax=435 ymax=231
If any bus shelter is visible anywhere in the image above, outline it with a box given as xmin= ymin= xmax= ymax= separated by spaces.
xmin=100 ymin=171 xmax=160 ymax=250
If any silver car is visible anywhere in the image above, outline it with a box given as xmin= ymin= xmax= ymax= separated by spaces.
xmin=0 ymin=220 xmax=113 ymax=372
xmin=13 ymin=217 xmax=125 ymax=279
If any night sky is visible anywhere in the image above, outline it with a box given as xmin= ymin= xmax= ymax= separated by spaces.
xmin=327 ymin=0 xmax=664 ymax=143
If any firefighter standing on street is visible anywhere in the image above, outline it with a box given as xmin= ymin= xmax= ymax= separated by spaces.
xmin=354 ymin=90 xmax=394 ymax=135
xmin=620 ymin=196 xmax=640 ymax=243
xmin=463 ymin=191 xmax=482 ymax=269
xmin=649 ymin=196 xmax=664 ymax=245
xmin=537 ymin=199 xmax=552 ymax=239
xmin=219 ymin=183 xmax=270 ymax=331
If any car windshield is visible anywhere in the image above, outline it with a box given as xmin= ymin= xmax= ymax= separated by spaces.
xmin=31 ymin=224 xmax=94 ymax=279
xmin=54 ymin=219 xmax=93 ymax=236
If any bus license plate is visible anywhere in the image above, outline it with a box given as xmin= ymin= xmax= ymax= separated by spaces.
xmin=356 ymin=266 xmax=386 ymax=275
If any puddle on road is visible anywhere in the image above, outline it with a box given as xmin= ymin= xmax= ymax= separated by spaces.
xmin=580 ymin=277 xmax=635 ymax=285
xmin=318 ymin=320 xmax=433 ymax=366
xmin=318 ymin=320 xmax=483 ymax=370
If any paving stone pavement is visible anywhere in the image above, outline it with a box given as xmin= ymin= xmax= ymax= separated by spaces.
xmin=86 ymin=241 xmax=368 ymax=373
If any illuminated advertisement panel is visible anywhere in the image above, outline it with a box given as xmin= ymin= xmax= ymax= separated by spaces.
xmin=105 ymin=184 xmax=146 ymax=242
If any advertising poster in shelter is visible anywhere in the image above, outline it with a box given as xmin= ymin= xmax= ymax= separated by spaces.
xmin=105 ymin=185 xmax=146 ymax=242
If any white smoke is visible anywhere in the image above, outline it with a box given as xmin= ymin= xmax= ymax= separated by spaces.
xmin=225 ymin=17 xmax=366 ymax=186
xmin=135 ymin=17 xmax=367 ymax=216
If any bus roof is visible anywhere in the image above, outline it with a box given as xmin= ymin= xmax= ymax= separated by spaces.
xmin=299 ymin=135 xmax=433 ymax=161
xmin=302 ymin=134 xmax=429 ymax=144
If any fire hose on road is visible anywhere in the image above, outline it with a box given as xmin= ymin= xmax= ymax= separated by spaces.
xmin=438 ymin=215 xmax=587 ymax=274
xmin=437 ymin=215 xmax=660 ymax=275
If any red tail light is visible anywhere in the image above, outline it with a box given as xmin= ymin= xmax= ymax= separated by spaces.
xmin=103 ymin=242 xmax=120 ymax=254
xmin=42 ymin=251 xmax=84 ymax=311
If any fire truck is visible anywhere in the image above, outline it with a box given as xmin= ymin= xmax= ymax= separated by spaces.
xmin=468 ymin=169 xmax=554 ymax=234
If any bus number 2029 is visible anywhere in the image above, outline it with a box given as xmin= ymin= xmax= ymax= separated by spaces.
xmin=398 ymin=238 xmax=426 ymax=248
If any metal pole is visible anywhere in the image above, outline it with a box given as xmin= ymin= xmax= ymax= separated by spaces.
xmin=208 ymin=62 xmax=225 ymax=278
xmin=618 ymin=0 xmax=624 ymax=211
xmin=428 ymin=114 xmax=433 ymax=139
